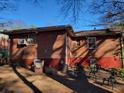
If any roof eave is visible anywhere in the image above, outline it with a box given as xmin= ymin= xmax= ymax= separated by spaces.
xmin=1 ymin=25 xmax=73 ymax=35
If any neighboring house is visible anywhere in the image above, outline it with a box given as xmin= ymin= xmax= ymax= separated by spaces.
xmin=0 ymin=37 xmax=9 ymax=49
xmin=0 ymin=37 xmax=9 ymax=56
xmin=67 ymin=29 xmax=123 ymax=69
xmin=1 ymin=25 xmax=124 ymax=70
xmin=0 ymin=36 xmax=9 ymax=64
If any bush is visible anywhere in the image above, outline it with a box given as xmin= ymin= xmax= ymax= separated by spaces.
xmin=118 ymin=68 xmax=124 ymax=78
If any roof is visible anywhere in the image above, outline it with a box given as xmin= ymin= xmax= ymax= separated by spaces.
xmin=0 ymin=25 xmax=74 ymax=37
xmin=74 ymin=28 xmax=123 ymax=37
xmin=0 ymin=25 xmax=123 ymax=38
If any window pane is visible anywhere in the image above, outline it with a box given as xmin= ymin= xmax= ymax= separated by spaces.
xmin=87 ymin=37 xmax=96 ymax=49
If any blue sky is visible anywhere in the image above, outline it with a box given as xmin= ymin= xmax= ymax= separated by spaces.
xmin=0 ymin=0 xmax=103 ymax=32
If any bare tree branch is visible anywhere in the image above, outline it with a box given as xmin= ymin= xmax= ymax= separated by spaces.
xmin=0 ymin=0 xmax=17 ymax=12
xmin=59 ymin=0 xmax=84 ymax=23
xmin=91 ymin=0 xmax=124 ymax=24
xmin=0 ymin=0 xmax=123 ymax=27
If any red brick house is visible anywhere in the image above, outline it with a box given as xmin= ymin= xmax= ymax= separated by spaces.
xmin=2 ymin=26 xmax=74 ymax=70
xmin=67 ymin=29 xmax=123 ymax=69
xmin=1 ymin=25 xmax=124 ymax=70
xmin=0 ymin=37 xmax=9 ymax=49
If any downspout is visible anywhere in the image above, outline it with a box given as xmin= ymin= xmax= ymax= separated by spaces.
xmin=120 ymin=32 xmax=124 ymax=68
xmin=62 ymin=33 xmax=68 ymax=73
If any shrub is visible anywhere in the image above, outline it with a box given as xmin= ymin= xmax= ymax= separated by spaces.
xmin=118 ymin=68 xmax=124 ymax=78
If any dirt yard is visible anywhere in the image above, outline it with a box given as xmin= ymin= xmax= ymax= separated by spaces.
xmin=0 ymin=65 xmax=123 ymax=93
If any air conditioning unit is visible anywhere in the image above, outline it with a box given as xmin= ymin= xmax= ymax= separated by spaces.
xmin=17 ymin=39 xmax=27 ymax=48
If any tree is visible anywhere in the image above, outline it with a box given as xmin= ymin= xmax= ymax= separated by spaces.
xmin=0 ymin=19 xmax=27 ymax=30
xmin=58 ymin=0 xmax=124 ymax=25
xmin=0 ymin=0 xmax=42 ymax=12
xmin=0 ymin=0 xmax=124 ymax=26
xmin=110 ymin=21 xmax=124 ymax=30
xmin=58 ymin=0 xmax=84 ymax=22
xmin=0 ymin=0 xmax=17 ymax=11
xmin=91 ymin=0 xmax=124 ymax=24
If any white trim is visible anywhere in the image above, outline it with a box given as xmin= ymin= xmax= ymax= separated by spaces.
xmin=18 ymin=39 xmax=27 ymax=45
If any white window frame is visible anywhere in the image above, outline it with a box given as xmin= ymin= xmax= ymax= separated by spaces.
xmin=18 ymin=39 xmax=27 ymax=45
xmin=87 ymin=37 xmax=96 ymax=49
xmin=17 ymin=34 xmax=36 ymax=46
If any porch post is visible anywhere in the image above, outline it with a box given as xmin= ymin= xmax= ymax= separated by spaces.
xmin=9 ymin=36 xmax=13 ymax=64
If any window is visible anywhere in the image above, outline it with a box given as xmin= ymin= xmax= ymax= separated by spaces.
xmin=18 ymin=39 xmax=27 ymax=44
xmin=17 ymin=34 xmax=36 ymax=48
xmin=26 ymin=34 xmax=36 ymax=44
xmin=77 ymin=40 xmax=80 ymax=46
xmin=87 ymin=37 xmax=96 ymax=49
xmin=17 ymin=39 xmax=27 ymax=48
xmin=71 ymin=40 xmax=81 ymax=51
xmin=90 ymin=58 xmax=96 ymax=64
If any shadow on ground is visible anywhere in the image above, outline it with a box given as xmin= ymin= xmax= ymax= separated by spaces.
xmin=46 ymin=69 xmax=112 ymax=93
xmin=12 ymin=65 xmax=42 ymax=93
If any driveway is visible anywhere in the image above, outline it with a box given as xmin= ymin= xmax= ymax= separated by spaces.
xmin=0 ymin=65 xmax=120 ymax=93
